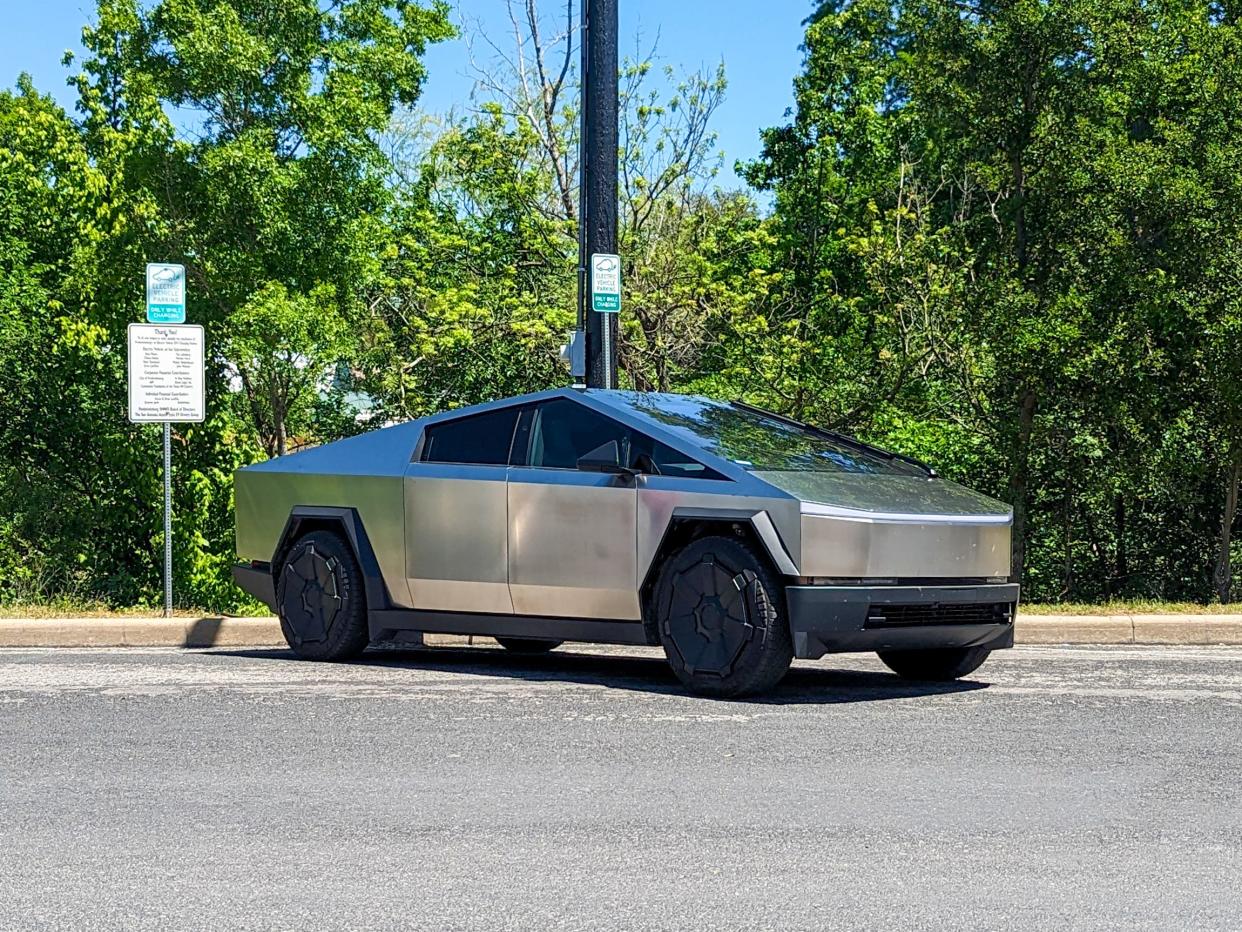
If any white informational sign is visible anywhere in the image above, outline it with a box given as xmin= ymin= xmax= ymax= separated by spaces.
xmin=127 ymin=324 xmax=205 ymax=423
xmin=591 ymin=253 xmax=622 ymax=313
xmin=146 ymin=262 xmax=186 ymax=323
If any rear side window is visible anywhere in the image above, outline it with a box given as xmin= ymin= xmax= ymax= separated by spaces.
xmin=421 ymin=407 xmax=520 ymax=466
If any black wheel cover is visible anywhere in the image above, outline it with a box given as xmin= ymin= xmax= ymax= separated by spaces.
xmin=663 ymin=551 xmax=756 ymax=678
xmin=280 ymin=543 xmax=343 ymax=645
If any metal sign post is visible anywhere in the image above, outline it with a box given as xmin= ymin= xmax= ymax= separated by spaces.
xmin=142 ymin=263 xmax=188 ymax=615
xmin=163 ymin=423 xmax=172 ymax=617
xmin=128 ymin=322 xmax=204 ymax=618
xmin=577 ymin=0 xmax=620 ymax=390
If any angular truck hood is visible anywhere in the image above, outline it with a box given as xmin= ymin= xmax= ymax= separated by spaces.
xmin=751 ymin=471 xmax=1011 ymax=523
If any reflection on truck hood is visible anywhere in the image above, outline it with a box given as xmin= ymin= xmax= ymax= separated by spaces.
xmin=752 ymin=470 xmax=1012 ymax=521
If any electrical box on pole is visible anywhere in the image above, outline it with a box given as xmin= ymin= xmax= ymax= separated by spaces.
xmin=577 ymin=0 xmax=620 ymax=390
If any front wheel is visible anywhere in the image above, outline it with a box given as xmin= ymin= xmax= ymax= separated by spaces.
xmin=651 ymin=535 xmax=793 ymax=698
xmin=877 ymin=646 xmax=991 ymax=681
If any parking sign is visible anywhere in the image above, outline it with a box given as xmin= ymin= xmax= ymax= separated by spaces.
xmin=146 ymin=263 xmax=186 ymax=324
xmin=591 ymin=254 xmax=621 ymax=313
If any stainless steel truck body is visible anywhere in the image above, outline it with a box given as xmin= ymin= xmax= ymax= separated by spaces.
xmin=233 ymin=389 xmax=1017 ymax=695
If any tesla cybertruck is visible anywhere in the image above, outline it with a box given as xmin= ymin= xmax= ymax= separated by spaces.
xmin=232 ymin=390 xmax=1017 ymax=696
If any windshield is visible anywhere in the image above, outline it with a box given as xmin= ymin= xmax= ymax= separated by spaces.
xmin=601 ymin=393 xmax=926 ymax=475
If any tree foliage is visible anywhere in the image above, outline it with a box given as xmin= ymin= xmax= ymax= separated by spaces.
xmin=744 ymin=0 xmax=1242 ymax=600
xmin=0 ymin=0 xmax=1238 ymax=610
xmin=0 ymin=0 xmax=453 ymax=610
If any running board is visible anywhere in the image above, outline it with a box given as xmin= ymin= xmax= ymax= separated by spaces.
xmin=369 ymin=609 xmax=650 ymax=647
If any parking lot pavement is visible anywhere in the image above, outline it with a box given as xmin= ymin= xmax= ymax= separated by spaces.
xmin=2 ymin=645 xmax=1240 ymax=931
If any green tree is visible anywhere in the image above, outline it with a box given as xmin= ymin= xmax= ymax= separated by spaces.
xmin=0 ymin=75 xmax=156 ymax=605
xmin=749 ymin=0 xmax=1242 ymax=599
xmin=108 ymin=0 xmax=453 ymax=450
xmin=226 ymin=282 xmax=352 ymax=456
xmin=0 ymin=0 xmax=452 ymax=610
xmin=382 ymin=3 xmax=746 ymax=407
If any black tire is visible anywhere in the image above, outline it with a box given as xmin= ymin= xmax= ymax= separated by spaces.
xmin=276 ymin=530 xmax=369 ymax=662
xmin=651 ymin=534 xmax=793 ymax=698
xmin=495 ymin=637 xmax=563 ymax=654
xmin=877 ymin=646 xmax=991 ymax=681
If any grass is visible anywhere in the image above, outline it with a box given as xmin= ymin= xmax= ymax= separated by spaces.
xmin=0 ymin=559 xmax=273 ymax=618
xmin=0 ymin=605 xmax=242 ymax=619
xmin=0 ymin=597 xmax=270 ymax=619
xmin=1019 ymin=600 xmax=1238 ymax=616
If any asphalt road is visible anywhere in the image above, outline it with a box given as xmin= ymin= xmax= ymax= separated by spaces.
xmin=2 ymin=644 xmax=1240 ymax=931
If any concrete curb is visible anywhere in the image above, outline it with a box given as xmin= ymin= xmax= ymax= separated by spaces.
xmin=0 ymin=617 xmax=284 ymax=648
xmin=2 ymin=615 xmax=1241 ymax=649
xmin=1017 ymin=614 xmax=1242 ymax=646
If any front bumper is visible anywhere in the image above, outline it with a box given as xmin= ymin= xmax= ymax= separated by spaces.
xmin=785 ymin=583 xmax=1019 ymax=659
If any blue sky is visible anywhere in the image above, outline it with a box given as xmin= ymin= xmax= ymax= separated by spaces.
xmin=1 ymin=0 xmax=813 ymax=187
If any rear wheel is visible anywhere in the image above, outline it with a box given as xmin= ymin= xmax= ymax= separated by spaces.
xmin=877 ymin=646 xmax=991 ymax=681
xmin=651 ymin=534 xmax=793 ymax=698
xmin=276 ymin=530 xmax=369 ymax=662
xmin=495 ymin=637 xmax=562 ymax=654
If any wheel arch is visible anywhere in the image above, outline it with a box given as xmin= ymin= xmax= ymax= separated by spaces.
xmin=638 ymin=511 xmax=797 ymax=645
xmin=271 ymin=507 xmax=393 ymax=615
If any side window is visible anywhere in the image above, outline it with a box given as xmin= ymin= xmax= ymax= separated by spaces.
xmin=527 ymin=398 xmax=632 ymax=469
xmin=632 ymin=434 xmax=725 ymax=480
xmin=420 ymin=406 xmax=520 ymax=466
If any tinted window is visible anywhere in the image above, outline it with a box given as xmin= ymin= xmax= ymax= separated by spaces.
xmin=527 ymin=398 xmax=631 ymax=469
xmin=631 ymin=435 xmax=724 ymax=480
xmin=421 ymin=407 xmax=519 ymax=466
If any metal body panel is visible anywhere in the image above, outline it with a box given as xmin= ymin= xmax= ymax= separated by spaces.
xmin=234 ymin=469 xmax=413 ymax=606
xmin=583 ymin=391 xmax=1012 ymax=581
xmin=235 ymin=418 xmax=425 ymax=607
xmin=507 ymin=467 xmax=639 ymax=619
xmin=635 ymin=478 xmax=801 ymax=582
xmin=753 ymin=470 xmax=1010 ymax=520
xmin=404 ymin=463 xmax=512 ymax=614
xmin=799 ymin=513 xmax=1011 ymax=579
xmin=241 ymin=419 xmax=424 ymax=477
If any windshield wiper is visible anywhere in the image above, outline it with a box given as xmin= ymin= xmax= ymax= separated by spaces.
xmin=729 ymin=400 xmax=938 ymax=478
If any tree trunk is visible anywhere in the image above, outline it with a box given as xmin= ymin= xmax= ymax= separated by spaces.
xmin=1083 ymin=506 xmax=1109 ymax=599
xmin=1114 ymin=493 xmax=1128 ymax=592
xmin=1060 ymin=486 xmax=1073 ymax=599
xmin=273 ymin=392 xmax=288 ymax=458
xmin=1011 ymin=152 xmax=1027 ymax=277
xmin=1009 ymin=388 xmax=1038 ymax=582
xmin=1214 ymin=443 xmax=1241 ymax=604
xmin=237 ymin=367 xmax=277 ymax=459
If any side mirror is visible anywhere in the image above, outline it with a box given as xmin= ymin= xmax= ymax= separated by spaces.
xmin=576 ymin=440 xmax=638 ymax=477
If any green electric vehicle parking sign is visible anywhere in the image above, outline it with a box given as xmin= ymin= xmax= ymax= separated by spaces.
xmin=146 ymin=263 xmax=186 ymax=324
xmin=591 ymin=253 xmax=621 ymax=313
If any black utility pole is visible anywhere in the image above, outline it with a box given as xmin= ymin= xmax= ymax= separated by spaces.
xmin=577 ymin=0 xmax=619 ymax=389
